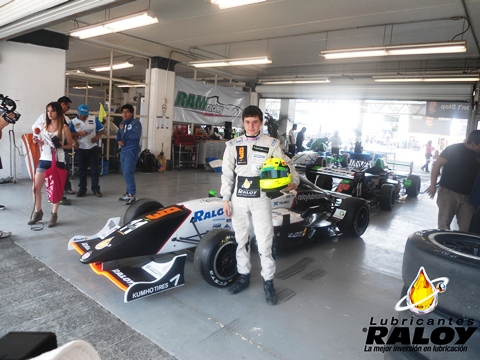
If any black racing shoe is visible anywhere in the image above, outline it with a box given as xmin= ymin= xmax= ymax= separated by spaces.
xmin=76 ymin=190 xmax=86 ymax=197
xmin=228 ymin=274 xmax=250 ymax=294
xmin=263 ymin=279 xmax=278 ymax=305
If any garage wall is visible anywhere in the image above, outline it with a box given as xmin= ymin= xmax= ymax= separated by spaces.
xmin=0 ymin=41 xmax=66 ymax=180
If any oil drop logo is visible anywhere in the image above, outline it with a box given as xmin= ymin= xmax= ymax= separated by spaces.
xmin=395 ymin=267 xmax=449 ymax=315
xmin=242 ymin=178 xmax=252 ymax=189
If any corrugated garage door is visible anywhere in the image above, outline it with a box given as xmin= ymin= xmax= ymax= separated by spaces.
xmin=255 ymin=83 xmax=475 ymax=102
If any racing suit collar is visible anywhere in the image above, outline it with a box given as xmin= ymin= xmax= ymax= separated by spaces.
xmin=245 ymin=132 xmax=260 ymax=141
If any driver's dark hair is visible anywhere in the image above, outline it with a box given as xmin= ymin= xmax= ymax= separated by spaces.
xmin=242 ymin=105 xmax=263 ymax=122
xmin=57 ymin=96 xmax=72 ymax=105
xmin=467 ymin=130 xmax=480 ymax=145
xmin=121 ymin=104 xmax=135 ymax=114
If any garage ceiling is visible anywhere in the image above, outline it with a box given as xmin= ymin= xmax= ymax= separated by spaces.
xmin=2 ymin=0 xmax=480 ymax=96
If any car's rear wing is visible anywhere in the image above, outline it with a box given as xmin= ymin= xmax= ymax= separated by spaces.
xmin=306 ymin=166 xmax=359 ymax=180
xmin=298 ymin=173 xmax=352 ymax=200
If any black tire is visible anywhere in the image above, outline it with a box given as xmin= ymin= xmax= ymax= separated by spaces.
xmin=315 ymin=174 xmax=333 ymax=190
xmin=402 ymin=230 xmax=480 ymax=320
xmin=305 ymin=164 xmax=317 ymax=183
xmin=405 ymin=174 xmax=421 ymax=197
xmin=337 ymin=197 xmax=370 ymax=237
xmin=314 ymin=156 xmax=327 ymax=167
xmin=123 ymin=198 xmax=164 ymax=224
xmin=379 ymin=183 xmax=396 ymax=210
xmin=194 ymin=229 xmax=238 ymax=287
xmin=340 ymin=154 xmax=350 ymax=167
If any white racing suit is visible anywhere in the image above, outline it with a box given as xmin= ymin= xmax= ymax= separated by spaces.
xmin=220 ymin=133 xmax=299 ymax=280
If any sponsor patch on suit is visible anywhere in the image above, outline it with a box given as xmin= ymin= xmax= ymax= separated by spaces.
xmin=237 ymin=146 xmax=247 ymax=165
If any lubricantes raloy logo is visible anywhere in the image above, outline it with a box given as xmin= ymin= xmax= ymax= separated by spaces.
xmin=363 ymin=267 xmax=478 ymax=354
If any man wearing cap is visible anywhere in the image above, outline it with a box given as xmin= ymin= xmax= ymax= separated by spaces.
xmin=70 ymin=104 xmax=104 ymax=197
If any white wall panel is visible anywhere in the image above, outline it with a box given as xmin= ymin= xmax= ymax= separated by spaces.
xmin=0 ymin=41 xmax=66 ymax=180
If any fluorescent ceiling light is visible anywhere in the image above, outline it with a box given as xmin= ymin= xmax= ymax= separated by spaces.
xmin=190 ymin=56 xmax=271 ymax=68
xmin=191 ymin=61 xmax=230 ymax=68
xmin=91 ymin=62 xmax=134 ymax=72
xmin=73 ymin=86 xmax=93 ymax=89
xmin=229 ymin=57 xmax=272 ymax=65
xmin=116 ymin=84 xmax=146 ymax=88
xmin=70 ymin=11 xmax=158 ymax=39
xmin=322 ymin=47 xmax=388 ymax=60
xmin=0 ymin=0 xmax=118 ymax=41
xmin=65 ymin=70 xmax=85 ymax=75
xmin=386 ymin=41 xmax=466 ymax=55
xmin=373 ymin=74 xmax=479 ymax=82
xmin=259 ymin=78 xmax=331 ymax=84
xmin=321 ymin=41 xmax=467 ymax=60
xmin=0 ymin=0 xmax=13 ymax=7
xmin=210 ymin=0 xmax=266 ymax=9
xmin=0 ymin=0 xmax=67 ymax=28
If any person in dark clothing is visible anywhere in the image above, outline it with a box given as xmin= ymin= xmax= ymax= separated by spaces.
xmin=427 ymin=130 xmax=480 ymax=231
xmin=117 ymin=104 xmax=142 ymax=205
xmin=468 ymin=170 xmax=480 ymax=234
xmin=296 ymin=127 xmax=306 ymax=153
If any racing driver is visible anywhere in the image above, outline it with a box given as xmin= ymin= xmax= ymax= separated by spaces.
xmin=221 ymin=105 xmax=299 ymax=305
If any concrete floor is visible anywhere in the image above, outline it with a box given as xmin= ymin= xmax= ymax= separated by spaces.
xmin=0 ymin=167 xmax=441 ymax=359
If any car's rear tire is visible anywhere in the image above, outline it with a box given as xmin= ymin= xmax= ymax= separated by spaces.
xmin=405 ymin=174 xmax=421 ymax=197
xmin=337 ymin=197 xmax=370 ymax=237
xmin=305 ymin=165 xmax=333 ymax=190
xmin=340 ymin=154 xmax=350 ymax=167
xmin=123 ymin=198 xmax=164 ymax=224
xmin=379 ymin=184 xmax=396 ymax=210
xmin=194 ymin=229 xmax=238 ymax=287
xmin=315 ymin=156 xmax=327 ymax=167
xmin=402 ymin=230 xmax=480 ymax=320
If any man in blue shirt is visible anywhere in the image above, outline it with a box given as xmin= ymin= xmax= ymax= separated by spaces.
xmin=117 ymin=104 xmax=142 ymax=205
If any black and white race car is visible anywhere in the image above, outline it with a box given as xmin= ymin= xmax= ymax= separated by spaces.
xmin=68 ymin=177 xmax=370 ymax=302
xmin=305 ymin=165 xmax=421 ymax=211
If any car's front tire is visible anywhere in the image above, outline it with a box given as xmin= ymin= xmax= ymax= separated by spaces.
xmin=123 ymin=198 xmax=164 ymax=224
xmin=194 ymin=229 xmax=238 ymax=287
xmin=337 ymin=197 xmax=370 ymax=237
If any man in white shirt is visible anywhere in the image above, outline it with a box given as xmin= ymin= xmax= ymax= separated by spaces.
xmin=70 ymin=104 xmax=104 ymax=197
xmin=330 ymin=131 xmax=342 ymax=155
xmin=288 ymin=124 xmax=297 ymax=155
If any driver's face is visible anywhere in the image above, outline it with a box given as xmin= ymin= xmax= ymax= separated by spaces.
xmin=243 ymin=116 xmax=262 ymax=136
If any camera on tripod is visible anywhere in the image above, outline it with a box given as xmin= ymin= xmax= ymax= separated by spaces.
xmin=0 ymin=94 xmax=21 ymax=124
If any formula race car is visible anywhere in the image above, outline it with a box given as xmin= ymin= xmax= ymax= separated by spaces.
xmin=68 ymin=177 xmax=370 ymax=302
xmin=305 ymin=165 xmax=421 ymax=210
xmin=292 ymin=151 xmax=350 ymax=169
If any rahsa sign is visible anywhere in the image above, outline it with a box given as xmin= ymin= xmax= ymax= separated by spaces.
xmin=173 ymin=76 xmax=249 ymax=127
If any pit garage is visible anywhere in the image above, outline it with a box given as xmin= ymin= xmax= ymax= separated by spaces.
xmin=1 ymin=1 xmax=480 ymax=359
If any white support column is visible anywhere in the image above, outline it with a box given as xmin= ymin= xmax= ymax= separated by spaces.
xmin=357 ymin=101 xmax=366 ymax=143
xmin=145 ymin=67 xmax=176 ymax=159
